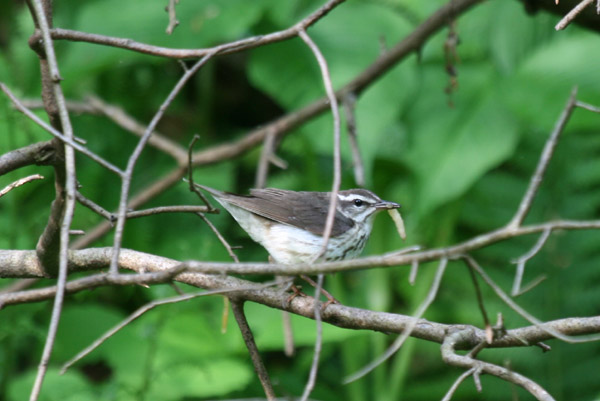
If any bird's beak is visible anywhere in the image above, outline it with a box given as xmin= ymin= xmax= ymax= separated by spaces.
xmin=375 ymin=200 xmax=401 ymax=210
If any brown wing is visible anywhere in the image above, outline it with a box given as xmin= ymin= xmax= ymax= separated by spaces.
xmin=221 ymin=188 xmax=354 ymax=237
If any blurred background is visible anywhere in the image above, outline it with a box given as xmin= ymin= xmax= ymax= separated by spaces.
xmin=1 ymin=0 xmax=600 ymax=400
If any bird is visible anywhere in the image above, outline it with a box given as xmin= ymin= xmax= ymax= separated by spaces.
xmin=198 ymin=185 xmax=401 ymax=264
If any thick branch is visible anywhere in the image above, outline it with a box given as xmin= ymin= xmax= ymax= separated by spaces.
xmin=1 ymin=248 xmax=600 ymax=350
xmin=0 ymin=140 xmax=59 ymax=175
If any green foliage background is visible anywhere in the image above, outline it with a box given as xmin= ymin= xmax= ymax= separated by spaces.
xmin=1 ymin=0 xmax=600 ymax=400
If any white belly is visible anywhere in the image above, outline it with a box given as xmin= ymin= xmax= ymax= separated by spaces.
xmin=217 ymin=200 xmax=371 ymax=264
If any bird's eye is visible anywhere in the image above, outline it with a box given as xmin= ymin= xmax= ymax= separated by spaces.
xmin=353 ymin=199 xmax=364 ymax=207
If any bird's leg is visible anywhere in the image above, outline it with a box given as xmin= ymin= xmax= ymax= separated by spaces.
xmin=299 ymin=274 xmax=339 ymax=309
xmin=282 ymin=279 xmax=307 ymax=307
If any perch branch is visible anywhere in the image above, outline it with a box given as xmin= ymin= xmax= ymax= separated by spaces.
xmin=3 ymin=248 xmax=600 ymax=349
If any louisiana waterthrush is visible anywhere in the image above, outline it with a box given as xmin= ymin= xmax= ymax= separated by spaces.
xmin=199 ymin=185 xmax=400 ymax=264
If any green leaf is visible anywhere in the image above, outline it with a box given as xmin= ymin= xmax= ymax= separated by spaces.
xmin=147 ymin=359 xmax=253 ymax=400
xmin=407 ymin=89 xmax=519 ymax=216
xmin=8 ymin=368 xmax=96 ymax=401
xmin=54 ymin=304 xmax=125 ymax=363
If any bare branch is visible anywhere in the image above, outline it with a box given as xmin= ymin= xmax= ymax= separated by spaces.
xmin=555 ymin=0 xmax=595 ymax=30
xmin=187 ymin=135 xmax=217 ymax=211
xmin=300 ymin=274 xmax=324 ymax=401
xmin=576 ymin=100 xmax=600 ymax=113
xmin=196 ymin=213 xmax=239 ymax=263
xmin=20 ymin=98 xmax=99 ymax=114
xmin=165 ymin=0 xmax=180 ymax=35
xmin=463 ymin=255 xmax=600 ymax=343
xmin=442 ymin=329 xmax=555 ymax=401
xmin=441 ymin=367 xmax=478 ymax=401
xmin=409 ymin=259 xmax=419 ymax=285
xmin=0 ymin=174 xmax=44 ymax=198
xmin=19 ymin=96 xmax=188 ymax=162
xmin=76 ymin=191 xmax=213 ymax=222
xmin=0 ymin=141 xmax=58 ymax=175
xmin=109 ymin=52 xmax=217 ymax=274
xmin=231 ymin=300 xmax=277 ymax=401
xmin=255 ymin=128 xmax=277 ymax=189
xmin=298 ymin=29 xmax=342 ymax=261
xmin=344 ymin=258 xmax=447 ymax=383
xmin=342 ymin=93 xmax=365 ymax=187
xmin=511 ymin=228 xmax=551 ymax=296
xmin=0 ymin=83 xmax=124 ymax=176
xmin=27 ymin=0 xmax=79 ymax=397
xmin=0 ymin=278 xmax=39 ymax=295
xmin=61 ymin=280 xmax=277 ymax=374
xmin=42 ymin=0 xmax=347 ymax=60
xmin=2 ymin=248 xmax=600 ymax=350
xmin=466 ymin=261 xmax=492 ymax=342
xmin=87 ymin=96 xmax=187 ymax=162
xmin=507 ymin=88 xmax=578 ymax=228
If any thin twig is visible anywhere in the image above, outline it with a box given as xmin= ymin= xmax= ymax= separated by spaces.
xmin=0 ymin=83 xmax=124 ymax=176
xmin=61 ymin=281 xmax=277 ymax=373
xmin=463 ymin=255 xmax=600 ymax=343
xmin=87 ymin=96 xmax=187 ymax=162
xmin=508 ymin=87 xmax=578 ymax=228
xmin=109 ymin=52 xmax=217 ymax=274
xmin=127 ymin=205 xmax=213 ymax=219
xmin=187 ymin=135 xmax=216 ymax=210
xmin=77 ymin=192 xmax=213 ymax=222
xmin=165 ymin=0 xmax=180 ymax=34
xmin=344 ymin=258 xmax=448 ymax=383
xmin=298 ymin=29 xmax=342 ymax=261
xmin=75 ymin=192 xmax=114 ymax=221
xmin=0 ymin=278 xmax=39 ymax=294
xmin=0 ymin=174 xmax=44 ymax=199
xmin=409 ymin=259 xmax=419 ymax=285
xmin=342 ymin=93 xmax=365 ymax=187
xmin=196 ymin=213 xmax=239 ymax=263
xmin=300 ymin=274 xmax=324 ymax=401
xmin=43 ymin=0 xmax=347 ymax=60
xmin=442 ymin=329 xmax=555 ymax=401
xmin=466 ymin=261 xmax=492 ymax=343
xmin=231 ymin=300 xmax=277 ymax=401
xmin=281 ymin=304 xmax=295 ymax=357
xmin=555 ymin=0 xmax=595 ymax=30
xmin=511 ymin=228 xmax=551 ymax=296
xmin=28 ymin=0 xmax=78 ymax=398
xmin=19 ymin=98 xmax=99 ymax=114
xmin=575 ymin=100 xmax=600 ymax=113
xmin=255 ymin=128 xmax=277 ymax=189
xmin=441 ymin=367 xmax=477 ymax=401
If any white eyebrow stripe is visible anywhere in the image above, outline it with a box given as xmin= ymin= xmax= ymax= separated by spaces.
xmin=337 ymin=194 xmax=375 ymax=203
